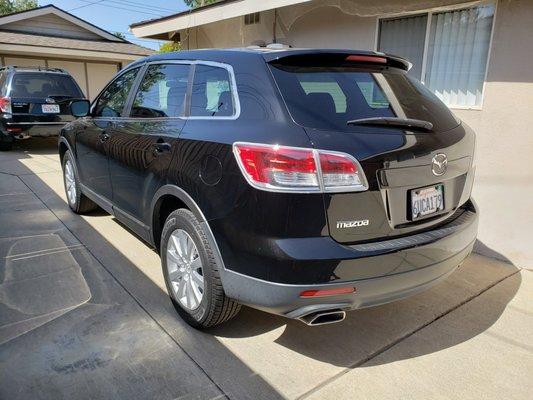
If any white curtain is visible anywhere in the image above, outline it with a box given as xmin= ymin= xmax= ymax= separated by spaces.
xmin=425 ymin=5 xmax=494 ymax=108
xmin=379 ymin=14 xmax=428 ymax=80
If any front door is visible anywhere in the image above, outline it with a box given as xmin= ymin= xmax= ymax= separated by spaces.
xmin=107 ymin=63 xmax=190 ymax=228
xmin=76 ymin=67 xmax=141 ymax=201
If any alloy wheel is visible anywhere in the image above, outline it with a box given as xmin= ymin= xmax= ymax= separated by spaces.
xmin=166 ymin=229 xmax=204 ymax=310
xmin=64 ymin=160 xmax=77 ymax=206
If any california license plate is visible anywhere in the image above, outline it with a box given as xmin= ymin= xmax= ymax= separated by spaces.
xmin=42 ymin=104 xmax=60 ymax=113
xmin=411 ymin=184 xmax=444 ymax=219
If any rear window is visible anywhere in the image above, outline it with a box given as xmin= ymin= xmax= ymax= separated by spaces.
xmin=269 ymin=64 xmax=459 ymax=132
xmin=9 ymin=72 xmax=83 ymax=98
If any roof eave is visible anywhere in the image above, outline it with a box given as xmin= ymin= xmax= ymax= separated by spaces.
xmin=130 ymin=0 xmax=312 ymax=38
xmin=0 ymin=4 xmax=125 ymax=43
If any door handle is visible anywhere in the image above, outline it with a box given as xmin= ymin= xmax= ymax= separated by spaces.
xmin=99 ymin=132 xmax=110 ymax=143
xmin=152 ymin=140 xmax=171 ymax=154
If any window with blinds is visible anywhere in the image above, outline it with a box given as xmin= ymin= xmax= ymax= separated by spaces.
xmin=378 ymin=4 xmax=495 ymax=108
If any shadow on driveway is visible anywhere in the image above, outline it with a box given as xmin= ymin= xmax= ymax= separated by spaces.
xmin=0 ymin=138 xmax=522 ymax=399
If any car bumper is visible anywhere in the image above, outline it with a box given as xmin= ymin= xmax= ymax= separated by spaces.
xmin=219 ymin=200 xmax=478 ymax=320
xmin=4 ymin=122 xmax=66 ymax=137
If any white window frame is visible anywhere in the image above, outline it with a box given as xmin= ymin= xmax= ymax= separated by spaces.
xmin=375 ymin=0 xmax=498 ymax=110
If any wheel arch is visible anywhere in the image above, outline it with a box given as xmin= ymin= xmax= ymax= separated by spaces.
xmin=150 ymin=185 xmax=226 ymax=271
xmin=58 ymin=136 xmax=74 ymax=165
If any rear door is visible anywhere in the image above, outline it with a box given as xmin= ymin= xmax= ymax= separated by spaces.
xmin=269 ymin=55 xmax=475 ymax=244
xmin=107 ymin=63 xmax=190 ymax=231
xmin=8 ymin=72 xmax=83 ymax=126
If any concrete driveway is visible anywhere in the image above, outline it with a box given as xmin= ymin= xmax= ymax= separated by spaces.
xmin=0 ymin=138 xmax=531 ymax=400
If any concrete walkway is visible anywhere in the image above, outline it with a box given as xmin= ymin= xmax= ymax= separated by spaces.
xmin=0 ymin=138 xmax=531 ymax=400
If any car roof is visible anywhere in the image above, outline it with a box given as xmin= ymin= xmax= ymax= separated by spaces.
xmin=127 ymin=48 xmax=411 ymax=71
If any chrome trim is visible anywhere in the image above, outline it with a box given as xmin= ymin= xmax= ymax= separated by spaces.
xmin=350 ymin=209 xmax=476 ymax=252
xmin=146 ymin=59 xmax=241 ymax=121
xmin=91 ymin=60 xmax=241 ymax=122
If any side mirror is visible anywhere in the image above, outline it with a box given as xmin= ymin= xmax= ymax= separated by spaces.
xmin=70 ymin=99 xmax=90 ymax=117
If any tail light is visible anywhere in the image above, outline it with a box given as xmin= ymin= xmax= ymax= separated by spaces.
xmin=0 ymin=96 xmax=11 ymax=114
xmin=233 ymin=142 xmax=368 ymax=193
xmin=345 ymin=55 xmax=387 ymax=64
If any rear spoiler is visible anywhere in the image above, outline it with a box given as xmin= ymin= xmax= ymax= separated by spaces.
xmin=263 ymin=50 xmax=412 ymax=71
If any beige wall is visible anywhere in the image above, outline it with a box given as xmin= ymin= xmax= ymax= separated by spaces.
xmin=287 ymin=5 xmax=376 ymax=49
xmin=86 ymin=63 xmax=119 ymax=99
xmin=453 ymin=0 xmax=533 ymax=267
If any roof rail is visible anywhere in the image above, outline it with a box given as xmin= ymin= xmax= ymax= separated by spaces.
xmin=5 ymin=65 xmax=67 ymax=73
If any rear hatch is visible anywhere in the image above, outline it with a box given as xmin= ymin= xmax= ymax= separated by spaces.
xmin=269 ymin=52 xmax=475 ymax=244
xmin=7 ymin=71 xmax=83 ymax=124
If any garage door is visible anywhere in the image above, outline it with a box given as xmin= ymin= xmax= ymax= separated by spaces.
xmin=47 ymin=60 xmax=87 ymax=97
xmin=4 ymin=57 xmax=46 ymax=67
xmin=86 ymin=63 xmax=119 ymax=100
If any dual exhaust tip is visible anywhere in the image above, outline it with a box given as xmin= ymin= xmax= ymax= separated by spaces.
xmin=299 ymin=309 xmax=346 ymax=326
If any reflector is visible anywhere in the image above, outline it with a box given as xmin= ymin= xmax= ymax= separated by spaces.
xmin=300 ymin=287 xmax=355 ymax=298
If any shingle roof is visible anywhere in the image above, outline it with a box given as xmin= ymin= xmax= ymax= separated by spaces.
xmin=0 ymin=30 xmax=154 ymax=56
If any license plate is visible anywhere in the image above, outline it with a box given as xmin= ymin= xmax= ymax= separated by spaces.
xmin=411 ymin=184 xmax=444 ymax=219
xmin=42 ymin=104 xmax=60 ymax=113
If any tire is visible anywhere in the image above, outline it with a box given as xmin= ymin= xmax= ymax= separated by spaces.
xmin=161 ymin=208 xmax=241 ymax=328
xmin=0 ymin=136 xmax=13 ymax=151
xmin=62 ymin=150 xmax=98 ymax=214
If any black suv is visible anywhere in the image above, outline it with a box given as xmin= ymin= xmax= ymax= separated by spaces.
xmin=59 ymin=49 xmax=478 ymax=328
xmin=0 ymin=66 xmax=85 ymax=150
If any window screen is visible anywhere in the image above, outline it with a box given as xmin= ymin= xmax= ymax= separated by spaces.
xmin=131 ymin=64 xmax=190 ymax=118
xmin=190 ymin=65 xmax=234 ymax=117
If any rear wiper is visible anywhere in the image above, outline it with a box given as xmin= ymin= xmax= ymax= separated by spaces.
xmin=346 ymin=117 xmax=433 ymax=132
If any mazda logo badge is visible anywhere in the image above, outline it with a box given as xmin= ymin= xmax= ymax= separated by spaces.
xmin=431 ymin=154 xmax=448 ymax=176
xmin=45 ymin=97 xmax=55 ymax=104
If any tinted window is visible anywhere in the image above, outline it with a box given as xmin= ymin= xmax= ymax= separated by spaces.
xmin=131 ymin=64 xmax=190 ymax=118
xmin=9 ymin=72 xmax=83 ymax=98
xmin=190 ymin=65 xmax=234 ymax=117
xmin=269 ymin=65 xmax=460 ymax=132
xmin=93 ymin=68 xmax=139 ymax=118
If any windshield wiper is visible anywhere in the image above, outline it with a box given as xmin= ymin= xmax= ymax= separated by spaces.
xmin=346 ymin=117 xmax=433 ymax=132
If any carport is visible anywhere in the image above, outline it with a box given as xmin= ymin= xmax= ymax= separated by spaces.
xmin=0 ymin=5 xmax=153 ymax=99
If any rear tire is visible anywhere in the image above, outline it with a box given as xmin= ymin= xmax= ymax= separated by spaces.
xmin=161 ymin=208 xmax=241 ymax=328
xmin=0 ymin=135 xmax=13 ymax=151
xmin=62 ymin=150 xmax=97 ymax=213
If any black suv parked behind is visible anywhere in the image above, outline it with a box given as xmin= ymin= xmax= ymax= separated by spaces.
xmin=0 ymin=66 xmax=85 ymax=150
xmin=59 ymin=49 xmax=478 ymax=328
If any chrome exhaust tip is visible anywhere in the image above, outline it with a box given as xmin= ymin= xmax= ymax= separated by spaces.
xmin=299 ymin=309 xmax=346 ymax=326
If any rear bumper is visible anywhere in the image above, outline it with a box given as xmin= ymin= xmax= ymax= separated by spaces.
xmin=219 ymin=200 xmax=478 ymax=319
xmin=5 ymin=122 xmax=66 ymax=137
